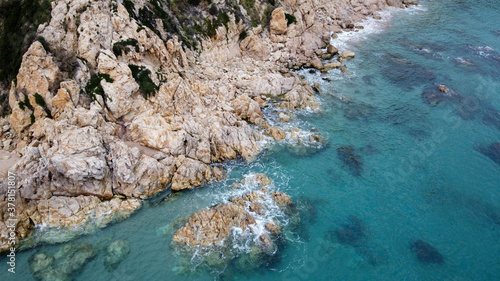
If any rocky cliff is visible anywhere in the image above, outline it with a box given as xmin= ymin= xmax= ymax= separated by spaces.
xmin=0 ymin=0 xmax=417 ymax=252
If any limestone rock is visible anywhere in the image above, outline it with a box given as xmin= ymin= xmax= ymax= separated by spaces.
xmin=270 ymin=8 xmax=288 ymax=35
xmin=339 ymin=50 xmax=356 ymax=59
xmin=327 ymin=44 xmax=339 ymax=55
xmin=171 ymin=156 xmax=212 ymax=191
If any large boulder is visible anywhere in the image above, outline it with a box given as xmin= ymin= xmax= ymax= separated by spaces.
xmin=270 ymin=7 xmax=288 ymax=35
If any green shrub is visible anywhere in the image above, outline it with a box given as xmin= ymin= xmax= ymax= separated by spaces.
xmin=33 ymin=93 xmax=52 ymax=118
xmin=84 ymin=73 xmax=114 ymax=108
xmin=18 ymin=95 xmax=33 ymax=111
xmin=112 ymin=38 xmax=140 ymax=56
xmin=129 ymin=65 xmax=158 ymax=99
xmin=285 ymin=13 xmax=297 ymax=26
xmin=209 ymin=4 xmax=218 ymax=15
xmin=239 ymin=30 xmax=248 ymax=41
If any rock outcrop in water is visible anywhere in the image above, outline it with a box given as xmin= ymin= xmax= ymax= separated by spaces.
xmin=0 ymin=0 xmax=416 ymax=252
xmin=172 ymin=174 xmax=298 ymax=271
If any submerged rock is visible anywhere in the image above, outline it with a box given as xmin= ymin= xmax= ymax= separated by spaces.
xmin=337 ymin=146 xmax=363 ymax=176
xmin=334 ymin=215 xmax=367 ymax=247
xmin=29 ymin=243 xmax=97 ymax=281
xmin=383 ymin=54 xmax=436 ymax=89
xmin=410 ymin=240 xmax=445 ymax=264
xmin=104 ymin=239 xmax=130 ymax=271
xmin=478 ymin=142 xmax=500 ymax=167
xmin=421 ymin=84 xmax=463 ymax=107
xmin=482 ymin=107 xmax=500 ymax=130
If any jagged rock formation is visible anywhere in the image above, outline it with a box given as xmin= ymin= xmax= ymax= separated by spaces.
xmin=172 ymin=174 xmax=298 ymax=271
xmin=0 ymin=0 xmax=417 ymax=252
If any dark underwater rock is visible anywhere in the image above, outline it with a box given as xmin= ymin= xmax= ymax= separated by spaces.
xmin=464 ymin=45 xmax=500 ymax=65
xmin=334 ymin=215 xmax=367 ymax=247
xmin=421 ymin=85 xmax=464 ymax=107
xmin=362 ymin=75 xmax=375 ymax=86
xmin=343 ymin=102 xmax=375 ymax=121
xmin=337 ymin=146 xmax=363 ymax=176
xmin=478 ymin=142 xmax=500 ymax=166
xmin=482 ymin=108 xmax=500 ymax=130
xmin=382 ymin=54 xmax=436 ymax=89
xmin=410 ymin=240 xmax=445 ymax=264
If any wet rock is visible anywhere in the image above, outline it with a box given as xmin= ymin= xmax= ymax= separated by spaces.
xmin=410 ymin=240 xmax=445 ymax=264
xmin=327 ymin=44 xmax=339 ymax=55
xmin=478 ymin=142 xmax=500 ymax=167
xmin=265 ymin=222 xmax=281 ymax=235
xmin=337 ymin=146 xmax=363 ymax=176
xmin=386 ymin=0 xmax=405 ymax=8
xmin=266 ymin=126 xmax=287 ymax=141
xmin=104 ymin=239 xmax=130 ymax=271
xmin=172 ymin=175 xmax=296 ymax=272
xmin=322 ymin=62 xmax=342 ymax=72
xmin=403 ymin=0 xmax=419 ymax=5
xmin=173 ymin=202 xmax=255 ymax=247
xmin=339 ymin=50 xmax=356 ymax=59
xmin=313 ymin=82 xmax=322 ymax=94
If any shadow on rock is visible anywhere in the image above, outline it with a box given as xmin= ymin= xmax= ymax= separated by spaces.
xmin=409 ymin=239 xmax=445 ymax=264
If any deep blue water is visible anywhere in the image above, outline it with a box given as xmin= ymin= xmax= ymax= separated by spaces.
xmin=2 ymin=0 xmax=500 ymax=280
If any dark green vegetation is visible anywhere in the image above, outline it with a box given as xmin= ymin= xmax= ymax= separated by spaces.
xmin=83 ymin=74 xmax=114 ymax=109
xmin=122 ymin=0 xmax=278 ymax=50
xmin=0 ymin=0 xmax=53 ymax=84
xmin=33 ymin=93 xmax=52 ymax=118
xmin=285 ymin=13 xmax=297 ymax=26
xmin=239 ymin=29 xmax=248 ymax=41
xmin=17 ymin=94 xmax=35 ymax=124
xmin=129 ymin=65 xmax=158 ymax=99
xmin=112 ymin=38 xmax=140 ymax=56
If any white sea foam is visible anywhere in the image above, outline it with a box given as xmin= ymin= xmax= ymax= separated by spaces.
xmin=333 ymin=4 xmax=426 ymax=51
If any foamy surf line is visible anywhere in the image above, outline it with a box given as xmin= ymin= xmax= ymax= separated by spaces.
xmin=332 ymin=4 xmax=426 ymax=50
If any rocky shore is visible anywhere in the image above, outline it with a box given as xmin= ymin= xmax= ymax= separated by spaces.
xmin=0 ymin=0 xmax=418 ymax=252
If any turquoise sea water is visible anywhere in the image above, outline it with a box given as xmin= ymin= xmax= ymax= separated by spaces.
xmin=2 ymin=0 xmax=500 ymax=280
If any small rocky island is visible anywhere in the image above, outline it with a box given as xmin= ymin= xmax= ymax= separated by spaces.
xmin=172 ymin=174 xmax=299 ymax=271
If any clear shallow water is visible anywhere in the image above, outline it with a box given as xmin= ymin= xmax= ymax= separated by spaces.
xmin=3 ymin=0 xmax=500 ymax=280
